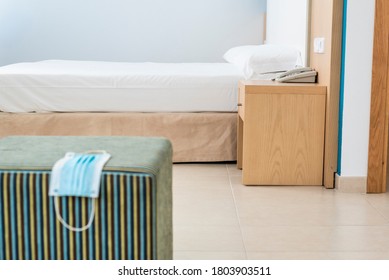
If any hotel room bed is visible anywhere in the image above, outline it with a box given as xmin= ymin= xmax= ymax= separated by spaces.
xmin=0 ymin=60 xmax=243 ymax=162
xmin=0 ymin=45 xmax=301 ymax=162
xmin=0 ymin=60 xmax=241 ymax=113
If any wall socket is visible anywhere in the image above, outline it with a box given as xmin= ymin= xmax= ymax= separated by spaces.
xmin=314 ymin=37 xmax=325 ymax=54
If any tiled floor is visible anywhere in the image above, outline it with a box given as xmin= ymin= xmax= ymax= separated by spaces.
xmin=172 ymin=163 xmax=389 ymax=260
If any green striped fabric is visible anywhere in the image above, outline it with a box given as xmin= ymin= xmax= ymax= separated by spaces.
xmin=0 ymin=170 xmax=156 ymax=260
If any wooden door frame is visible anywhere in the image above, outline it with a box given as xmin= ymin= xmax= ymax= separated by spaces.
xmin=367 ymin=0 xmax=389 ymax=193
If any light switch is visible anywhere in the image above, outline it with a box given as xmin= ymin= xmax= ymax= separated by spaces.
xmin=314 ymin=37 xmax=325 ymax=54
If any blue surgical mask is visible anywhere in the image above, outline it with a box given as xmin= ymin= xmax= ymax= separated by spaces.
xmin=49 ymin=151 xmax=111 ymax=198
xmin=49 ymin=151 xmax=111 ymax=232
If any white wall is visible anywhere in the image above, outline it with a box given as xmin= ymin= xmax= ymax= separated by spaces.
xmin=265 ymin=0 xmax=310 ymax=65
xmin=340 ymin=0 xmax=375 ymax=176
xmin=0 ymin=0 xmax=266 ymax=66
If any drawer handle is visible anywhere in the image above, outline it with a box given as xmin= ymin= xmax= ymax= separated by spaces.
xmin=237 ymin=103 xmax=242 ymax=106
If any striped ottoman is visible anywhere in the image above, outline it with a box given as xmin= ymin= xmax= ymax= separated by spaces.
xmin=0 ymin=136 xmax=172 ymax=260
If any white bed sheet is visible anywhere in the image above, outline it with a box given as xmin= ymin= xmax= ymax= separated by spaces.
xmin=0 ymin=60 xmax=244 ymax=113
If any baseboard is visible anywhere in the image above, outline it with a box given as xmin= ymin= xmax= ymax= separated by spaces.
xmin=335 ymin=174 xmax=367 ymax=193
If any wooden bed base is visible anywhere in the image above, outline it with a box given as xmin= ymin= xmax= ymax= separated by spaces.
xmin=0 ymin=112 xmax=237 ymax=162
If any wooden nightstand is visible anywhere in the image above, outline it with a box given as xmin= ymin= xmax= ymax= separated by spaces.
xmin=237 ymin=80 xmax=327 ymax=186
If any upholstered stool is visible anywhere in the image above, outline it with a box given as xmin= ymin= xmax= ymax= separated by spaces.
xmin=0 ymin=136 xmax=172 ymax=260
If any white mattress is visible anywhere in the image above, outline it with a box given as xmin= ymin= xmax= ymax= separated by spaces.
xmin=0 ymin=60 xmax=244 ymax=113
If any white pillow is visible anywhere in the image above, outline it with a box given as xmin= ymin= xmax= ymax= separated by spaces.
xmin=223 ymin=44 xmax=302 ymax=79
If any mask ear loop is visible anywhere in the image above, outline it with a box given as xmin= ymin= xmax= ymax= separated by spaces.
xmin=54 ymin=197 xmax=95 ymax=232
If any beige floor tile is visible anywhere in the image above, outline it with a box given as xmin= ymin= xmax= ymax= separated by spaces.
xmin=374 ymin=206 xmax=389 ymax=221
xmin=174 ymin=176 xmax=231 ymax=189
xmin=173 ymin=163 xmax=229 ymax=178
xmin=247 ymin=251 xmax=389 ymax=260
xmin=365 ymin=193 xmax=389 ymax=206
xmin=173 ymin=163 xmax=230 ymax=189
xmin=230 ymin=184 xmax=351 ymax=207
xmin=231 ymin=183 xmax=387 ymax=226
xmin=173 ymin=225 xmax=245 ymax=252
xmin=174 ymin=251 xmax=246 ymax=260
xmin=242 ymin=225 xmax=389 ymax=252
xmin=173 ymin=182 xmax=234 ymax=196
xmin=231 ymin=176 xmax=327 ymax=198
xmin=170 ymin=163 xmax=389 ymax=260
xmin=326 ymin=251 xmax=389 ymax=260
xmin=173 ymin=191 xmax=239 ymax=226
xmin=235 ymin=201 xmax=388 ymax=226
xmin=226 ymin=163 xmax=242 ymax=177
xmin=246 ymin=251 xmax=332 ymax=260
xmin=365 ymin=194 xmax=389 ymax=221
xmin=242 ymin=226 xmax=331 ymax=252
